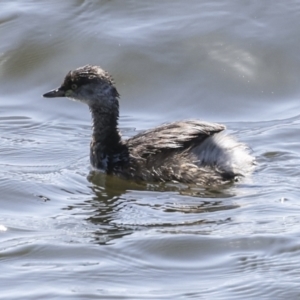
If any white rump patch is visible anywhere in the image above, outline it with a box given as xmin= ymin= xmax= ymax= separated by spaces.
xmin=193 ymin=133 xmax=255 ymax=176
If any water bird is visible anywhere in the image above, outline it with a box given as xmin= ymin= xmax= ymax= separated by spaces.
xmin=43 ymin=65 xmax=255 ymax=185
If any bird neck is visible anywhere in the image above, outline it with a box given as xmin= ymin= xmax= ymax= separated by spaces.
xmin=89 ymin=102 xmax=124 ymax=171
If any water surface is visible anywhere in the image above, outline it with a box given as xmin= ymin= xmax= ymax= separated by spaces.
xmin=1 ymin=1 xmax=300 ymax=299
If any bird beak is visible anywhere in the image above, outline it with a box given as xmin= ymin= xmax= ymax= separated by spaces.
xmin=43 ymin=87 xmax=66 ymax=98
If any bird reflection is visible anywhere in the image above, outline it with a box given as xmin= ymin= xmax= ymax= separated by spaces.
xmin=77 ymin=171 xmax=240 ymax=245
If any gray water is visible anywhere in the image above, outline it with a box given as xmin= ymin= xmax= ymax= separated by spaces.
xmin=1 ymin=1 xmax=300 ymax=299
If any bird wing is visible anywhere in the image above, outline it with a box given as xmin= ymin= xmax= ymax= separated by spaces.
xmin=125 ymin=120 xmax=225 ymax=158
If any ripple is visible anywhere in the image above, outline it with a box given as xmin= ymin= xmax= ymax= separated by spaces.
xmin=1 ymin=0 xmax=300 ymax=298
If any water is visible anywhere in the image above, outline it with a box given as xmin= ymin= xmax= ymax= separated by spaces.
xmin=1 ymin=0 xmax=300 ymax=299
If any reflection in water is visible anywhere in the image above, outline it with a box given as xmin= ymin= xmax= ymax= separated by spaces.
xmin=68 ymin=171 xmax=242 ymax=244
xmin=2 ymin=0 xmax=300 ymax=298
xmin=208 ymin=41 xmax=258 ymax=79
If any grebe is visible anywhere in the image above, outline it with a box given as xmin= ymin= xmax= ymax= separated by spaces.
xmin=43 ymin=65 xmax=255 ymax=185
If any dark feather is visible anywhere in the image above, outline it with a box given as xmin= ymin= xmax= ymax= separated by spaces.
xmin=126 ymin=120 xmax=225 ymax=158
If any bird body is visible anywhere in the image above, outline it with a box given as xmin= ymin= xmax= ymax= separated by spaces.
xmin=43 ymin=65 xmax=255 ymax=185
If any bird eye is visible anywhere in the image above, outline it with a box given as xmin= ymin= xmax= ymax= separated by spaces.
xmin=71 ymin=84 xmax=77 ymax=90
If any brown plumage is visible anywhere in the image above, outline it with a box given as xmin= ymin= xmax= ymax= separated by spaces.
xmin=43 ymin=65 xmax=255 ymax=186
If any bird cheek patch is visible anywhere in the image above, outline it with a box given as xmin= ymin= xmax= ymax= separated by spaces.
xmin=65 ymin=90 xmax=74 ymax=97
